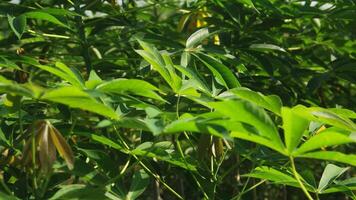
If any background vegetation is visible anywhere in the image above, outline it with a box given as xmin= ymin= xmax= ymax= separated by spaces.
xmin=0 ymin=0 xmax=355 ymax=199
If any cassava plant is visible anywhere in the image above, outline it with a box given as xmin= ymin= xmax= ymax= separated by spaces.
xmin=0 ymin=0 xmax=355 ymax=200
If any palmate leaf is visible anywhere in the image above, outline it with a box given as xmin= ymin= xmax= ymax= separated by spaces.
xmin=161 ymin=52 xmax=182 ymax=92
xmin=220 ymin=87 xmax=282 ymax=114
xmin=249 ymin=43 xmax=286 ymax=52
xmin=49 ymin=184 xmax=111 ymax=200
xmin=194 ymin=53 xmax=240 ymax=89
xmin=23 ymin=11 xmax=69 ymax=28
xmin=186 ymin=28 xmax=210 ymax=48
xmin=135 ymin=47 xmax=172 ymax=87
xmin=96 ymin=79 xmax=165 ymax=101
xmin=126 ymin=169 xmax=150 ymax=200
xmin=0 ymin=192 xmax=19 ymax=200
xmin=297 ymin=151 xmax=356 ymax=166
xmin=0 ymin=56 xmax=21 ymax=70
xmin=132 ymin=142 xmax=197 ymax=171
xmin=77 ymin=132 xmax=196 ymax=171
xmin=196 ymin=53 xmax=240 ymax=89
xmin=329 ymin=108 xmax=356 ymax=119
xmin=209 ymin=99 xmax=284 ymax=151
xmin=293 ymin=106 xmax=356 ymax=132
xmin=173 ymin=64 xmax=211 ymax=94
xmin=32 ymin=62 xmax=84 ymax=88
xmin=282 ymin=107 xmax=309 ymax=154
xmin=318 ymin=164 xmax=349 ymax=192
xmin=0 ymin=76 xmax=34 ymax=97
xmin=294 ymin=128 xmax=356 ymax=155
xmin=41 ymin=86 xmax=119 ymax=120
xmin=323 ymin=177 xmax=356 ymax=194
xmin=7 ymin=14 xmax=27 ymax=39
xmin=243 ymin=166 xmax=314 ymax=191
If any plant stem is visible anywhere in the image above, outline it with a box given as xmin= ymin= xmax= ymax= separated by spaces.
xmin=74 ymin=0 xmax=92 ymax=75
xmin=113 ymin=126 xmax=183 ymax=200
xmin=289 ymin=157 xmax=314 ymax=200
xmin=175 ymin=135 xmax=209 ymax=199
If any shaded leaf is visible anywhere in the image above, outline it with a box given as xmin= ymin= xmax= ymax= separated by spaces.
xmin=7 ymin=15 xmax=26 ymax=39
xmin=195 ymin=53 xmax=240 ymax=89
xmin=23 ymin=11 xmax=69 ymax=28
xmin=318 ymin=164 xmax=349 ymax=192
xmin=49 ymin=184 xmax=110 ymax=200
xmin=127 ymin=169 xmax=150 ymax=200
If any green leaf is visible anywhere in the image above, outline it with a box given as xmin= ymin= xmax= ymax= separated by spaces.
xmin=135 ymin=41 xmax=172 ymax=88
xmin=237 ymin=0 xmax=256 ymax=9
xmin=32 ymin=64 xmax=84 ymax=88
xmin=311 ymin=109 xmax=356 ymax=131
xmin=322 ymin=177 xmax=356 ymax=194
xmin=0 ymin=78 xmax=33 ymax=97
xmin=132 ymin=142 xmax=197 ymax=171
xmin=329 ymin=108 xmax=356 ymax=119
xmin=37 ymin=8 xmax=79 ymax=16
xmin=210 ymin=99 xmax=284 ymax=151
xmin=186 ymin=28 xmax=210 ymax=48
xmin=180 ymin=51 xmax=190 ymax=67
xmin=249 ymin=44 xmax=286 ymax=52
xmin=76 ymin=132 xmax=125 ymax=153
xmin=293 ymin=106 xmax=356 ymax=131
xmin=41 ymin=86 xmax=119 ymax=119
xmin=297 ymin=151 xmax=356 ymax=166
xmin=294 ymin=128 xmax=356 ymax=155
xmin=161 ymin=52 xmax=181 ymax=92
xmin=7 ymin=15 xmax=27 ymax=39
xmin=49 ymin=184 xmax=111 ymax=200
xmin=85 ymin=70 xmax=103 ymax=89
xmin=137 ymin=40 xmax=165 ymax=67
xmin=173 ymin=64 xmax=211 ymax=94
xmin=318 ymin=164 xmax=349 ymax=192
xmin=230 ymin=129 xmax=286 ymax=154
xmin=0 ymin=192 xmax=19 ymax=200
xmin=194 ymin=53 xmax=240 ymax=89
xmin=0 ymin=56 xmax=21 ymax=70
xmin=224 ymin=87 xmax=282 ymax=114
xmin=55 ymin=62 xmax=84 ymax=86
xmin=96 ymin=79 xmax=165 ymax=101
xmin=127 ymin=169 xmax=150 ymax=200
xmin=23 ymin=11 xmax=69 ymax=28
xmin=282 ymin=107 xmax=309 ymax=154
xmin=243 ymin=166 xmax=313 ymax=190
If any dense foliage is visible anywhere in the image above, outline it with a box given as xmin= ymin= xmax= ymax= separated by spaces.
xmin=0 ymin=0 xmax=355 ymax=199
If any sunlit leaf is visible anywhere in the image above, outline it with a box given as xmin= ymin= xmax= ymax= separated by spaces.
xmin=41 ymin=86 xmax=119 ymax=119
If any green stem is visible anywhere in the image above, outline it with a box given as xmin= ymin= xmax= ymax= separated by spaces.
xmin=175 ymin=135 xmax=209 ymax=199
xmin=113 ymin=126 xmax=183 ymax=200
xmin=233 ymin=179 xmax=266 ymax=200
xmin=289 ymin=157 xmax=314 ymax=200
